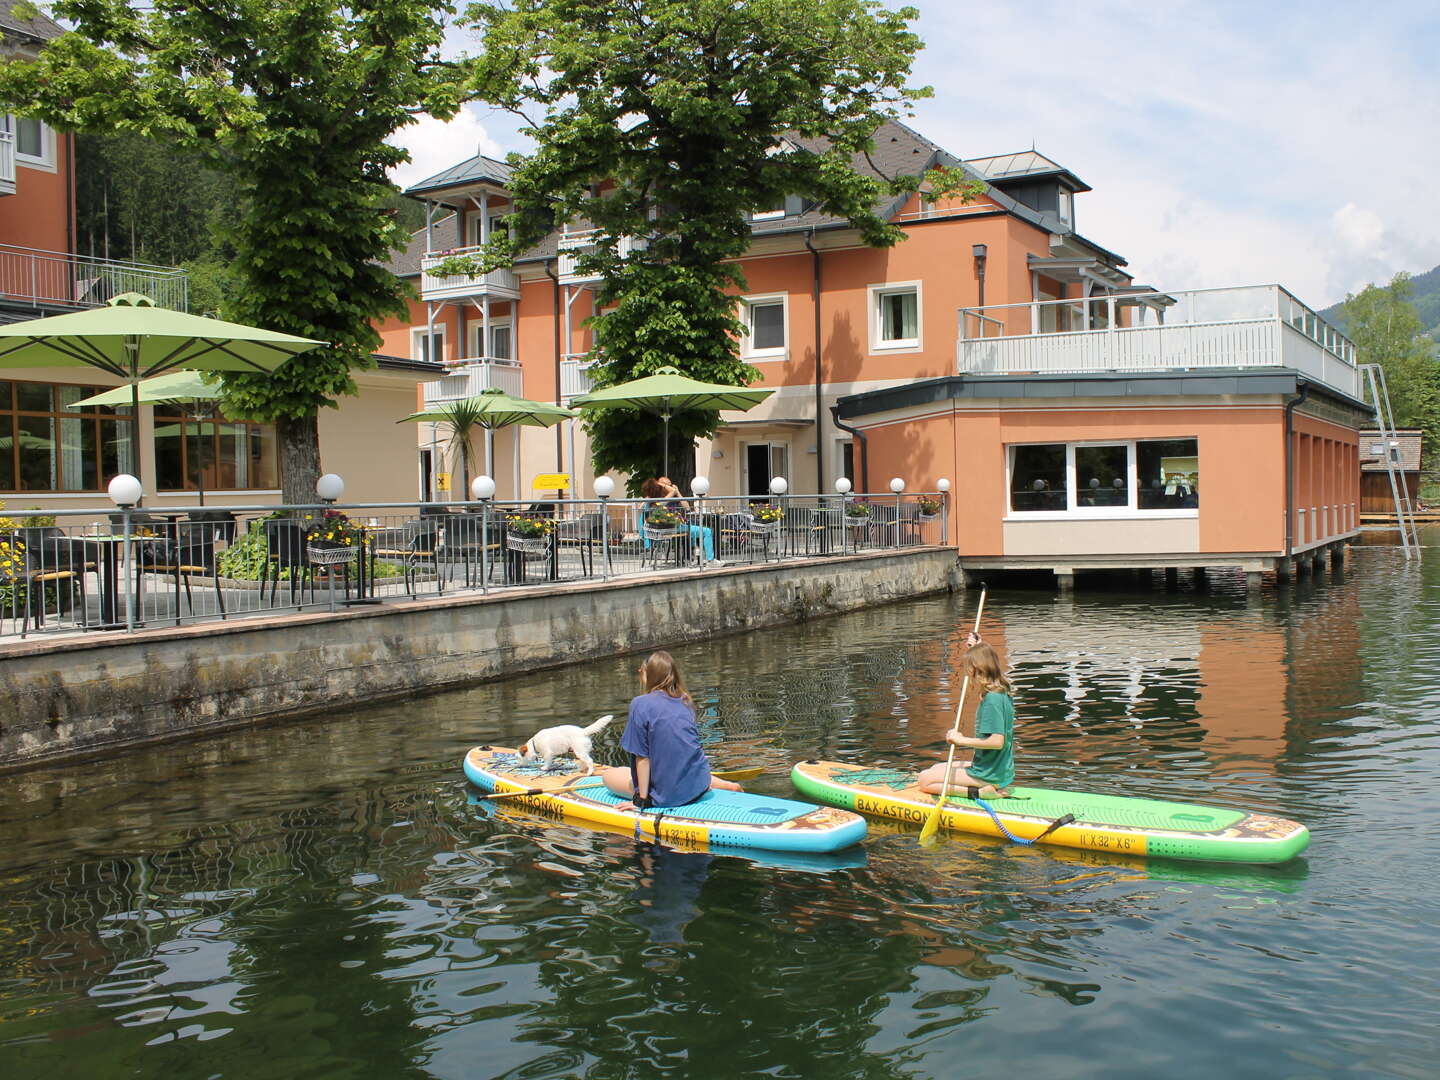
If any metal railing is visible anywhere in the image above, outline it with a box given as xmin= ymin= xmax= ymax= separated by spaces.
xmin=0 ymin=492 xmax=949 ymax=640
xmin=560 ymin=357 xmax=597 ymax=399
xmin=556 ymin=231 xmax=646 ymax=284
xmin=0 ymin=243 xmax=189 ymax=312
xmin=957 ymin=284 xmax=1358 ymax=397
xmin=0 ymin=129 xmax=14 ymax=193
xmin=422 ymin=359 xmax=525 ymax=406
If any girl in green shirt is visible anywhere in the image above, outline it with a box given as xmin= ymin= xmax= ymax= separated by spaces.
xmin=917 ymin=637 xmax=1015 ymax=799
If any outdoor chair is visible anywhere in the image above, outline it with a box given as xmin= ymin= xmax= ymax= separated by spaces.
xmin=261 ymin=519 xmax=317 ymax=606
xmin=554 ymin=511 xmax=604 ymax=578
xmin=716 ymin=512 xmax=767 ymax=563
xmin=187 ymin=509 xmax=238 ymax=546
xmin=141 ymin=519 xmax=227 ymax=622
xmin=3 ymin=527 xmax=85 ymax=638
xmin=640 ymin=506 xmax=690 ymax=570
xmin=866 ymin=504 xmax=899 ymax=548
xmin=435 ymin=513 xmax=500 ymax=588
xmin=895 ymin=503 xmax=925 ymax=546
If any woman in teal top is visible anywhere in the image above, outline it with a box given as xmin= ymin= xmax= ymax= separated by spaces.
xmin=917 ymin=637 xmax=1015 ymax=799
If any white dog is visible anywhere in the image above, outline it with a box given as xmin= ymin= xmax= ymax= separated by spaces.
xmin=518 ymin=714 xmax=616 ymax=774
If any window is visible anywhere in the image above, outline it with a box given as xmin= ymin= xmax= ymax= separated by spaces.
xmin=467 ymin=211 xmax=509 ymax=246
xmin=13 ymin=116 xmax=53 ymax=168
xmin=1057 ymin=189 xmax=1074 ymax=228
xmin=741 ymin=294 xmax=786 ymax=358
xmin=0 ymin=380 xmax=133 ymax=493
xmin=751 ymin=200 xmax=785 ymax=221
xmin=868 ymin=282 xmax=922 ymax=351
xmin=153 ymin=409 xmax=279 ymax=492
xmin=836 ymin=438 xmax=854 ymax=488
xmin=469 ymin=320 xmax=512 ymax=361
xmin=412 ymin=325 xmax=445 ymax=364
xmin=1008 ymin=439 xmax=1199 ymax=516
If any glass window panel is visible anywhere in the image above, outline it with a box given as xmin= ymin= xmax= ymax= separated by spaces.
xmin=0 ymin=415 xmax=13 ymax=489
xmin=880 ymin=290 xmax=917 ymax=341
xmin=16 ymin=382 xmax=52 ymax=412
xmin=490 ymin=324 xmax=512 ymax=360
xmin=15 ymin=116 xmax=42 ymax=158
xmin=56 ymin=385 xmax=89 ymax=412
xmin=1011 ymin=444 xmax=1065 ymax=511
xmin=248 ymin=423 xmax=278 ymax=489
xmin=102 ymin=417 xmax=129 ymax=480
xmin=1076 ymin=445 xmax=1129 ymax=507
xmin=17 ymin=414 xmax=56 ymax=491
xmin=154 ymin=417 xmax=186 ymax=490
xmin=0 ymin=381 xmax=11 ymax=411
xmin=1137 ymin=438 xmax=1199 ymax=509
xmin=750 ymin=301 xmax=785 ymax=350
xmin=57 ymin=413 xmax=86 ymax=490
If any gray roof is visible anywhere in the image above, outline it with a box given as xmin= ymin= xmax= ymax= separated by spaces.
xmin=405 ymin=154 xmax=516 ymax=199
xmin=383 ymin=118 xmax=1114 ymax=277
xmin=0 ymin=0 xmax=64 ymax=43
xmin=1359 ymin=429 xmax=1422 ymax=472
xmin=965 ymin=150 xmax=1092 ymax=193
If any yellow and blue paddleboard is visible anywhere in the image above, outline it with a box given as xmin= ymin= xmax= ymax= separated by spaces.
xmin=791 ymin=759 xmax=1309 ymax=864
xmin=464 ymin=746 xmax=867 ymax=854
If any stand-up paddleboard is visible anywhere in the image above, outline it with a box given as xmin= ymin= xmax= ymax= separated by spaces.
xmin=791 ymin=760 xmax=1309 ymax=864
xmin=464 ymin=746 xmax=867 ymax=854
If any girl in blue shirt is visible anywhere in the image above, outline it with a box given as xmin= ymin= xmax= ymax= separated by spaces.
xmin=601 ymin=650 xmax=742 ymax=810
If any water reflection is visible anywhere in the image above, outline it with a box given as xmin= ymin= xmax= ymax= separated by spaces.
xmin=1 ymin=535 xmax=1437 ymax=1077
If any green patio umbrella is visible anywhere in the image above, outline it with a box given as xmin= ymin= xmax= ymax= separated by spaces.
xmin=399 ymin=388 xmax=577 ymax=497
xmin=0 ymin=293 xmax=323 ymax=501
xmin=74 ymin=372 xmax=225 ymax=504
xmin=570 ymin=365 xmax=774 ymax=478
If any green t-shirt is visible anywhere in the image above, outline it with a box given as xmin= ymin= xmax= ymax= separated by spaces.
xmin=969 ymin=691 xmax=1015 ymax=787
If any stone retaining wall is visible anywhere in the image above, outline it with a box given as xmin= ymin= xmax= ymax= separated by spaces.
xmin=1 ymin=548 xmax=960 ymax=771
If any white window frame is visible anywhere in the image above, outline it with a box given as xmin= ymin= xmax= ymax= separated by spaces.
xmin=742 ymin=440 xmax=789 ymax=495
xmin=868 ymin=281 xmax=922 ymax=353
xmin=739 ymin=292 xmax=788 ymax=360
xmin=751 ymin=201 xmax=785 ymax=222
xmin=466 ymin=211 xmax=509 ymax=247
xmin=1005 ymin=439 xmax=1200 ymax=521
xmin=468 ymin=318 xmax=514 ymax=362
xmin=411 ymin=324 xmax=446 ymax=364
xmin=12 ymin=114 xmax=55 ymax=171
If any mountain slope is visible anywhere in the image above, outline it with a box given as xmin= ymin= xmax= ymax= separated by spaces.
xmin=1320 ymin=264 xmax=1440 ymax=339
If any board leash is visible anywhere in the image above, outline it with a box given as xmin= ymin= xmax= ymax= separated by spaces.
xmin=975 ymin=798 xmax=1075 ymax=846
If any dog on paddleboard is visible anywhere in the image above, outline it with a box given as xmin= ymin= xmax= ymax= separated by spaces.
xmin=518 ymin=714 xmax=616 ymax=774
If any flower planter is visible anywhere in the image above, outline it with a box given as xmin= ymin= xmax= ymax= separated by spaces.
xmin=307 ymin=541 xmax=356 ymax=567
xmin=506 ymin=533 xmax=551 ymax=556
xmin=642 ymin=525 xmax=686 ymax=544
xmin=747 ymin=518 xmax=780 ymax=534
xmin=917 ymin=513 xmax=938 ymax=523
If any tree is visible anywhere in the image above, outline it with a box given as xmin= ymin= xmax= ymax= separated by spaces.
xmin=0 ymin=1 xmax=471 ymax=502
xmin=460 ymin=0 xmax=976 ymax=490
xmin=1345 ymin=272 xmax=1440 ymax=461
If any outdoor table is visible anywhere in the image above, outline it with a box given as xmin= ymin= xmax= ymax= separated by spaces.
xmin=811 ymin=506 xmax=842 ymax=555
xmin=62 ymin=534 xmax=163 ymax=630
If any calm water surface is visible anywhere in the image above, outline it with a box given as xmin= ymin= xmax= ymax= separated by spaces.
xmin=3 ymin=532 xmax=1439 ymax=1078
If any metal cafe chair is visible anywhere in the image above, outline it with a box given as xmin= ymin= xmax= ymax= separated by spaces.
xmin=3 ymin=527 xmax=85 ymax=637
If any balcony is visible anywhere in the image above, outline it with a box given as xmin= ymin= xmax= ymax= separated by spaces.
xmin=418 ymin=245 xmax=519 ymax=302
xmin=957 ymin=285 xmax=1358 ymax=399
xmin=560 ymin=357 xmax=597 ymax=400
xmin=0 ymin=244 xmax=189 ymax=311
xmin=0 ymin=129 xmax=13 ymax=195
xmin=421 ymin=358 xmax=525 ymax=407
xmin=556 ymin=229 xmax=646 ymax=285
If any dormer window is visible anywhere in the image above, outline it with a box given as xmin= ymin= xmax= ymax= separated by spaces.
xmin=1057 ymin=189 xmax=1073 ymax=228
xmin=752 ymin=200 xmax=785 ymax=222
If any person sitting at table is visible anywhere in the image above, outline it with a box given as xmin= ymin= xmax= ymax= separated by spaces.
xmin=640 ymin=477 xmax=720 ymax=566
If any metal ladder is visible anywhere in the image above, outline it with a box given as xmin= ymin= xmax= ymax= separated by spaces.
xmin=1359 ymin=363 xmax=1419 ymax=559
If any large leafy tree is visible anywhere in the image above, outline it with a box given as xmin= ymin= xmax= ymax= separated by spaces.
xmin=460 ymin=0 xmax=975 ymax=490
xmin=1345 ymin=272 xmax=1440 ymax=464
xmin=0 ymin=0 xmax=469 ymax=501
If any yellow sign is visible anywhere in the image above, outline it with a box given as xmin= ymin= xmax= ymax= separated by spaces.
xmin=533 ymin=473 xmax=571 ymax=491
xmin=435 ymin=472 xmax=451 ymax=492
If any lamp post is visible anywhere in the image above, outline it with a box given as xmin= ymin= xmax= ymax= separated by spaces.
xmin=890 ymin=477 xmax=905 ymax=548
xmin=472 ymin=475 xmax=496 ymax=593
xmin=108 ymin=474 xmax=143 ymax=632
xmin=594 ymin=475 xmax=615 ymax=581
xmin=316 ymin=473 xmax=344 ymax=504
xmin=835 ymin=476 xmax=852 ymax=554
xmin=770 ymin=475 xmax=788 ymax=557
xmin=691 ymin=475 xmax=710 ymax=564
xmin=937 ymin=477 xmax=951 ymax=545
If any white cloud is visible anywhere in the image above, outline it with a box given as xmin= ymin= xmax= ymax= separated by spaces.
xmin=387 ymin=105 xmax=508 ymax=190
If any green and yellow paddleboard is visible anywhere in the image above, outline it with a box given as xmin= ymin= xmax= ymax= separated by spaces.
xmin=791 ymin=760 xmax=1309 ymax=864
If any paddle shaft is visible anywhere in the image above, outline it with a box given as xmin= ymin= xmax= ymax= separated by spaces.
xmin=921 ymin=587 xmax=988 ymax=839
xmin=479 ymin=764 xmax=759 ymax=802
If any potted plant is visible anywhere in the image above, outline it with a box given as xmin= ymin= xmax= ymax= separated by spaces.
xmin=749 ymin=504 xmax=782 ymax=531
xmin=304 ymin=509 xmax=362 ymax=566
xmin=844 ymin=499 xmax=872 ymax=520
xmin=917 ymin=497 xmax=942 ymax=520
xmin=644 ymin=507 xmax=684 ymax=532
xmin=505 ymin=514 xmax=554 ymax=554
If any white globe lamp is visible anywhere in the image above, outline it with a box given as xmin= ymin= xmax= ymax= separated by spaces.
xmin=769 ymin=476 xmax=789 ymax=496
xmin=471 ymin=475 xmax=497 ymax=501
xmin=107 ymin=473 xmax=143 ymax=508
xmin=937 ymin=478 xmax=951 ymax=492
xmin=593 ymin=476 xmax=615 ymax=498
xmin=889 ymin=477 xmax=905 ymax=493
xmin=316 ymin=473 xmax=345 ymax=503
xmin=835 ymin=477 xmax=852 ymax=494
xmin=691 ymin=475 xmax=711 ymax=496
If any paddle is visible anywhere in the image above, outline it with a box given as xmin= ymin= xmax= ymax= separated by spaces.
xmin=479 ymin=763 xmax=762 ymax=801
xmin=919 ymin=586 xmax=988 ymax=844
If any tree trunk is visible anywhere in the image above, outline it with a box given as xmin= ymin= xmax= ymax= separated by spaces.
xmin=277 ymin=412 xmax=323 ymax=505
xmin=667 ymin=432 xmax=697 ymax=494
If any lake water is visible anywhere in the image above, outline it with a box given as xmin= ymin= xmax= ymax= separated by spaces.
xmin=2 ymin=533 xmax=1437 ymax=1079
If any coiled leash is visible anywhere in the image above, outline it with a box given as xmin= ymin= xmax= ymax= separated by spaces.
xmin=975 ymin=797 xmax=1075 ymax=847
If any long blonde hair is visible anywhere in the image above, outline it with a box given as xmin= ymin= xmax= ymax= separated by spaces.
xmin=965 ymin=643 xmax=1012 ymax=694
xmin=640 ymin=650 xmax=694 ymax=711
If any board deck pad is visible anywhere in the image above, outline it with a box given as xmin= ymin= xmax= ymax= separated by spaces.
xmin=791 ymin=760 xmax=1309 ymax=864
xmin=464 ymin=746 xmax=866 ymax=854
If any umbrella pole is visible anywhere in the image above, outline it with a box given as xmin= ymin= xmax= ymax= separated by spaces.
xmin=129 ymin=352 xmax=143 ymax=507
xmin=662 ymin=409 xmax=671 ymax=480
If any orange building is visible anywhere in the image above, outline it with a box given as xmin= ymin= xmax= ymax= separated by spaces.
xmin=382 ymin=122 xmax=1365 ymax=581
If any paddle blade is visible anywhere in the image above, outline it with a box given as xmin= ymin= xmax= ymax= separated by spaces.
xmin=713 ymin=765 xmax=763 ymax=782
xmin=918 ymin=795 xmax=945 ymax=843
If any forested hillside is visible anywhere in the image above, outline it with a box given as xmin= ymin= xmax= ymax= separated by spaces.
xmin=1322 ymin=263 xmax=1440 ymax=341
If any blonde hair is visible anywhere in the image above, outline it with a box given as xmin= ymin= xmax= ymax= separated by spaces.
xmin=640 ymin=650 xmax=694 ymax=711
xmin=965 ymin=643 xmax=1011 ymax=694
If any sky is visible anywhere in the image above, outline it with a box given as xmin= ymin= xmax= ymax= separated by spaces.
xmin=390 ymin=0 xmax=1440 ymax=310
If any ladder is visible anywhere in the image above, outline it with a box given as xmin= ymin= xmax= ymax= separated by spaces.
xmin=1359 ymin=363 xmax=1419 ymax=559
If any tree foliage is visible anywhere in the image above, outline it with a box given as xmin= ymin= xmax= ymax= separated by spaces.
xmin=461 ymin=0 xmax=972 ymax=489
xmin=0 ymin=1 xmax=469 ymax=501
xmin=1345 ymin=272 xmax=1440 ymax=461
